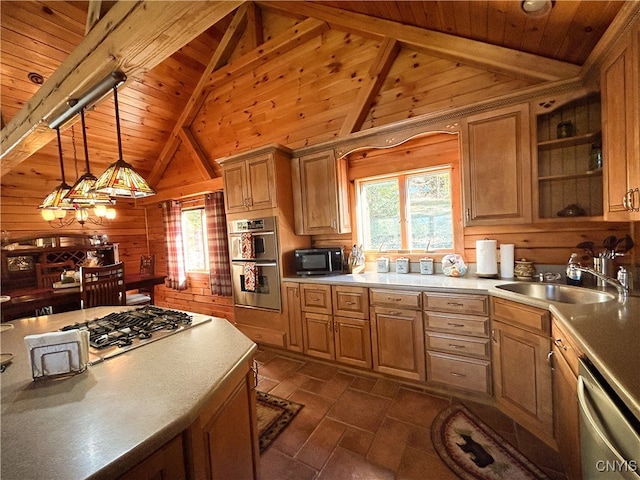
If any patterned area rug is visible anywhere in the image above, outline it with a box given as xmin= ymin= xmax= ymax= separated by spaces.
xmin=257 ymin=391 xmax=303 ymax=454
xmin=431 ymin=403 xmax=550 ymax=480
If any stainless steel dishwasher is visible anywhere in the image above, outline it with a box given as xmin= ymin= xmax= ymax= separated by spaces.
xmin=578 ymin=359 xmax=640 ymax=479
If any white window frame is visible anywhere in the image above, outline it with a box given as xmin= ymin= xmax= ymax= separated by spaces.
xmin=181 ymin=207 xmax=209 ymax=273
xmin=355 ymin=165 xmax=456 ymax=253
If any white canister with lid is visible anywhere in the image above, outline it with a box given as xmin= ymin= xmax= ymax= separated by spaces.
xmin=396 ymin=257 xmax=409 ymax=274
xmin=419 ymin=257 xmax=434 ymax=275
xmin=376 ymin=257 xmax=390 ymax=273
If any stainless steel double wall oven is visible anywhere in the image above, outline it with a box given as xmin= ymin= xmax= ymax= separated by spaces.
xmin=228 ymin=216 xmax=281 ymax=311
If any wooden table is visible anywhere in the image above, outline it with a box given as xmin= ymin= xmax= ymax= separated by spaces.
xmin=0 ymin=274 xmax=166 ymax=322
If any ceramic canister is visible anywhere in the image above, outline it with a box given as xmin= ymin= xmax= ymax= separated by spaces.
xmin=376 ymin=257 xmax=390 ymax=273
xmin=420 ymin=258 xmax=434 ymax=275
xmin=396 ymin=257 xmax=409 ymax=274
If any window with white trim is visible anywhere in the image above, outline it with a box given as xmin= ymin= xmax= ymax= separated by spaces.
xmin=181 ymin=208 xmax=209 ymax=272
xmin=356 ymin=166 xmax=455 ymax=252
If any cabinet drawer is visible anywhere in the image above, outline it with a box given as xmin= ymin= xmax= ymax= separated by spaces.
xmin=492 ymin=297 xmax=549 ymax=334
xmin=427 ymin=351 xmax=491 ymax=394
xmin=300 ymin=284 xmax=332 ymax=314
xmin=333 ymin=286 xmax=369 ymax=319
xmin=424 ymin=292 xmax=488 ymax=315
xmin=425 ymin=332 xmax=490 ymax=359
xmin=425 ymin=312 xmax=489 ymax=337
xmin=370 ymin=289 xmax=421 ymax=310
xmin=552 ymin=317 xmax=583 ymax=377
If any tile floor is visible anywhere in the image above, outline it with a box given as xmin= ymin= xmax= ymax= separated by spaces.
xmin=255 ymin=348 xmax=567 ymax=480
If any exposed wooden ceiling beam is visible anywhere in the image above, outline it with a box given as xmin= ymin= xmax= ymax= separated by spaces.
xmin=178 ymin=126 xmax=220 ymax=180
xmin=148 ymin=2 xmax=251 ymax=186
xmin=246 ymin=2 xmax=264 ymax=51
xmin=0 ymin=0 xmax=243 ymax=174
xmin=138 ymin=178 xmax=224 ymax=205
xmin=85 ymin=0 xmax=103 ymax=35
xmin=204 ymin=17 xmax=329 ymax=89
xmin=259 ymin=1 xmax=581 ymax=83
xmin=340 ymin=37 xmax=399 ymax=136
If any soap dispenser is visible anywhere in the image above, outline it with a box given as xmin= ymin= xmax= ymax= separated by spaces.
xmin=566 ymin=253 xmax=582 ymax=286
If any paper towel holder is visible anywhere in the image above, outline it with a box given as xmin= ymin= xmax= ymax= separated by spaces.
xmin=476 ymin=238 xmax=499 ymax=279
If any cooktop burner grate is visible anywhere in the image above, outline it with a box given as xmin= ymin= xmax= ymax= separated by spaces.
xmin=60 ymin=306 xmax=204 ymax=360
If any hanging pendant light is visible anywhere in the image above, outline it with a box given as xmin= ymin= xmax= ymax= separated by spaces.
xmin=64 ymin=108 xmax=115 ymax=207
xmin=38 ymin=127 xmax=75 ymax=222
xmin=91 ymin=86 xmax=156 ymax=198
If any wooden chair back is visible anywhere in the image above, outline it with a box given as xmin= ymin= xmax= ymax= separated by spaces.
xmin=36 ymin=260 xmax=76 ymax=288
xmin=80 ymin=262 xmax=126 ymax=308
xmin=140 ymin=255 xmax=155 ymax=275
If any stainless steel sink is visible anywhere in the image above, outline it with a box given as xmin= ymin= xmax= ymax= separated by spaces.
xmin=495 ymin=283 xmax=616 ymax=304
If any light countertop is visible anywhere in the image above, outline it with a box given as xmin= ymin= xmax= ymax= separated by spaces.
xmin=0 ymin=306 xmax=256 ymax=480
xmin=285 ymin=272 xmax=640 ymax=420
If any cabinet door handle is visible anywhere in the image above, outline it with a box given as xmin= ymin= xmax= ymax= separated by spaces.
xmin=554 ymin=338 xmax=568 ymax=351
xmin=251 ymin=360 xmax=259 ymax=388
xmin=623 ymin=190 xmax=630 ymax=210
xmin=450 ymin=372 xmax=467 ymax=378
xmin=448 ymin=322 xmax=464 ymax=328
xmin=388 ymin=297 xmax=402 ymax=302
xmin=547 ymin=350 xmax=554 ymax=369
xmin=388 ymin=311 xmax=401 ymax=315
xmin=632 ymin=188 xmax=640 ymax=212
xmin=331 ymin=219 xmax=337 ymax=229
xmin=449 ymin=344 xmax=466 ymax=349
xmin=345 ymin=301 xmax=356 ymax=305
xmin=492 ymin=329 xmax=497 ymax=342
xmin=447 ymin=302 xmax=464 ymax=307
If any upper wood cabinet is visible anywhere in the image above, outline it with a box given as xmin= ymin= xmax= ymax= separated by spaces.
xmin=220 ymin=145 xmax=292 ymax=215
xmin=533 ymin=92 xmax=603 ymax=220
xmin=601 ymin=19 xmax=640 ymax=221
xmin=461 ymin=103 xmax=532 ymax=226
xmin=291 ymin=149 xmax=351 ymax=235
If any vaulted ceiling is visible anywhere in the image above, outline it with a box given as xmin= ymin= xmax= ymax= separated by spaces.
xmin=0 ymin=1 xmax=635 ymax=201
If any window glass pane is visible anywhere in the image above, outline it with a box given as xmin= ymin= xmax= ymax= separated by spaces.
xmin=361 ymin=179 xmax=400 ymax=250
xmin=182 ymin=209 xmax=209 ymax=272
xmin=407 ymin=170 xmax=453 ymax=250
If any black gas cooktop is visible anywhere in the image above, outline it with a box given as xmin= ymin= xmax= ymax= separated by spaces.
xmin=60 ymin=306 xmax=210 ymax=362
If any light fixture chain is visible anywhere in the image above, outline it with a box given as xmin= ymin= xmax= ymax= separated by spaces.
xmin=72 ymin=125 xmax=79 ymax=180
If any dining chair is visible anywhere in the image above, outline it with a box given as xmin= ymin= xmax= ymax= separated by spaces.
xmin=80 ymin=262 xmax=126 ymax=309
xmin=34 ymin=259 xmax=77 ymax=316
xmin=126 ymin=255 xmax=156 ymax=306
xmin=36 ymin=260 xmax=76 ymax=289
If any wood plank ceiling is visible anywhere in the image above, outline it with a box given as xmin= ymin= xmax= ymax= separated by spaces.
xmin=0 ymin=1 xmax=629 ymax=202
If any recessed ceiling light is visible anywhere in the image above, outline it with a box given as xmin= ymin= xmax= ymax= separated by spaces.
xmin=521 ymin=0 xmax=553 ymax=17
xmin=28 ymin=72 xmax=44 ymax=85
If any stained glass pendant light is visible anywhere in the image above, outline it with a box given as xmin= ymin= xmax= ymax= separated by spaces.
xmin=64 ymin=108 xmax=114 ymax=207
xmin=91 ymin=86 xmax=156 ymax=198
xmin=38 ymin=127 xmax=75 ymax=220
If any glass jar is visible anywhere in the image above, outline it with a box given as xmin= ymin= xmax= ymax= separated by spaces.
xmin=556 ymin=120 xmax=574 ymax=138
xmin=589 ymin=143 xmax=602 ymax=171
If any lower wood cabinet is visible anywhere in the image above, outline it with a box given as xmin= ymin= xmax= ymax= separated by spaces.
xmin=370 ymin=305 xmax=425 ymax=381
xmin=283 ymin=282 xmax=303 ymax=352
xmin=185 ymin=360 xmax=258 ymax=480
xmin=118 ymin=435 xmax=186 ymax=480
xmin=424 ymin=292 xmax=491 ymax=395
xmin=300 ymin=284 xmax=372 ymax=368
xmin=492 ymin=317 xmax=554 ymax=446
xmin=552 ymin=317 xmax=582 ymax=480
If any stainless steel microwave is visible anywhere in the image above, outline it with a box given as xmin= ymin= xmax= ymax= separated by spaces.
xmin=295 ymin=248 xmax=344 ymax=276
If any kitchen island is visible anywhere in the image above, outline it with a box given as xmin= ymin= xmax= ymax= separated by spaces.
xmin=0 ymin=306 xmax=258 ymax=480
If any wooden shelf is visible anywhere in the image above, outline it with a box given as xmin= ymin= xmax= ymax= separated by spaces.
xmin=539 ymin=169 xmax=603 ymax=182
xmin=537 ymin=131 xmax=601 ymax=151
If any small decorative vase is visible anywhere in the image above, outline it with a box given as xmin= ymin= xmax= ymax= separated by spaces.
xmin=514 ymin=259 xmax=536 ymax=280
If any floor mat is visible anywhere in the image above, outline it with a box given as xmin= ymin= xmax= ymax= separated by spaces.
xmin=431 ymin=403 xmax=550 ymax=480
xmin=257 ymin=391 xmax=303 ymax=454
